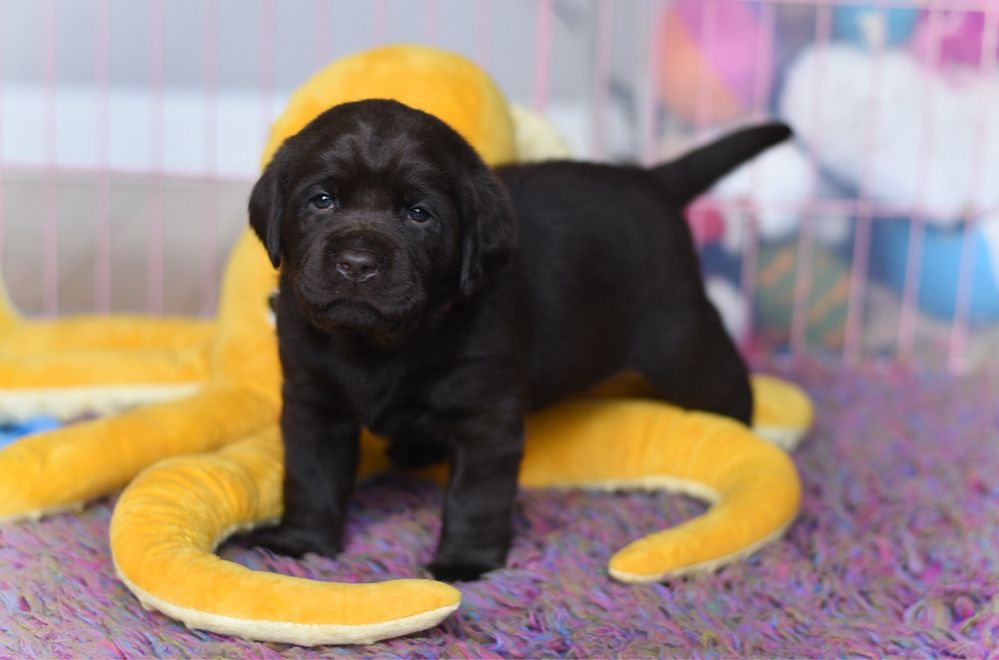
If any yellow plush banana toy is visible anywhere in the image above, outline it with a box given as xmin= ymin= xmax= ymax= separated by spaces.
xmin=0 ymin=44 xmax=812 ymax=646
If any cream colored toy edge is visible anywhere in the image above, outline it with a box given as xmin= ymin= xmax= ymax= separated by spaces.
xmin=117 ymin=565 xmax=458 ymax=647
xmin=0 ymin=384 xmax=201 ymax=424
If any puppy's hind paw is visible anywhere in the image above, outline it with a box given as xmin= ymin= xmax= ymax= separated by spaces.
xmin=227 ymin=523 xmax=343 ymax=560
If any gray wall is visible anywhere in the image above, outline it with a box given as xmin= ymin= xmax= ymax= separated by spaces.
xmin=0 ymin=0 xmax=656 ymax=109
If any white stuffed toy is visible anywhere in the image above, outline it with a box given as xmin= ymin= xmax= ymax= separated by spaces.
xmin=781 ymin=45 xmax=999 ymax=226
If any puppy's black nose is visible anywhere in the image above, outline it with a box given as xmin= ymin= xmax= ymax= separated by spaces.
xmin=335 ymin=250 xmax=379 ymax=282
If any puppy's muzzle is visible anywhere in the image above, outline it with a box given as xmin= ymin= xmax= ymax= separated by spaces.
xmin=335 ymin=249 xmax=379 ymax=283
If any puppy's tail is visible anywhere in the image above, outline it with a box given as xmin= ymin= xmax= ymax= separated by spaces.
xmin=651 ymin=122 xmax=792 ymax=207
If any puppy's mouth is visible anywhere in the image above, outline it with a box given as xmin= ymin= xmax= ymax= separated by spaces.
xmin=293 ymin=283 xmax=427 ymax=333
xmin=312 ymin=300 xmax=386 ymax=330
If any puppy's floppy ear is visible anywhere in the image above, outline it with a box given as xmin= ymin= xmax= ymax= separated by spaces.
xmin=459 ymin=169 xmax=516 ymax=299
xmin=248 ymin=157 xmax=285 ymax=268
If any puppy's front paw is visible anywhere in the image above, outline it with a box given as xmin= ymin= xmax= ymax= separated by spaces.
xmin=427 ymin=559 xmax=500 ymax=582
xmin=427 ymin=544 xmax=506 ymax=581
xmin=230 ymin=523 xmax=342 ymax=559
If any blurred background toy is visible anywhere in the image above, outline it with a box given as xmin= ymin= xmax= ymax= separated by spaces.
xmin=832 ymin=2 xmax=920 ymax=49
xmin=711 ymin=142 xmax=820 ymax=248
xmin=699 ymin=137 xmax=851 ymax=350
xmin=870 ymin=218 xmax=999 ymax=324
xmin=780 ymin=42 xmax=999 ymax=323
xmin=911 ymin=6 xmax=999 ymax=69
xmin=781 ymin=45 xmax=999 ymax=223
xmin=754 ymin=241 xmax=851 ymax=350
xmin=656 ymin=0 xmax=775 ymax=125
xmin=705 ymin=276 xmax=751 ymax=345
xmin=773 ymin=5 xmax=817 ymax=66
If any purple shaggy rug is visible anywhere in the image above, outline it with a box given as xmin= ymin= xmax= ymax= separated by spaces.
xmin=2 ymin=362 xmax=997 ymax=657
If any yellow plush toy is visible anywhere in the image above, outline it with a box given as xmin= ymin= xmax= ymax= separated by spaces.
xmin=0 ymin=293 xmax=214 ymax=424
xmin=0 ymin=44 xmax=812 ymax=645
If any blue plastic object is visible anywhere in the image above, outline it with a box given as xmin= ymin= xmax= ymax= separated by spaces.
xmin=0 ymin=416 xmax=62 ymax=449
xmin=869 ymin=219 xmax=999 ymax=324
xmin=832 ymin=4 xmax=920 ymax=48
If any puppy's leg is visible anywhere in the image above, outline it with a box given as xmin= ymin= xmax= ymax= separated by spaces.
xmin=235 ymin=384 xmax=359 ymax=558
xmin=635 ymin=302 xmax=753 ymax=424
xmin=428 ymin=415 xmax=524 ymax=582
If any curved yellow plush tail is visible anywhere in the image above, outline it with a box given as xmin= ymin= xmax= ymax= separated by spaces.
xmin=111 ymin=376 xmax=808 ymax=646
xmin=111 ymin=428 xmax=460 ymax=647
xmin=519 ymin=399 xmax=799 ymax=582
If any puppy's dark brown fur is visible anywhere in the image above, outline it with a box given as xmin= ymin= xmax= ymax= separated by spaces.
xmin=243 ymin=99 xmax=790 ymax=581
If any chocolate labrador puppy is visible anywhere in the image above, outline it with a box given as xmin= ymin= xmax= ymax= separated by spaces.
xmin=244 ymin=99 xmax=790 ymax=581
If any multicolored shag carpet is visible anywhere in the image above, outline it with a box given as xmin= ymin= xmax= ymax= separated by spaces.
xmin=2 ymin=362 xmax=997 ymax=657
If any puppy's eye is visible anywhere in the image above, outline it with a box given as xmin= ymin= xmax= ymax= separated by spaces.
xmin=407 ymin=206 xmax=430 ymax=223
xmin=311 ymin=193 xmax=335 ymax=210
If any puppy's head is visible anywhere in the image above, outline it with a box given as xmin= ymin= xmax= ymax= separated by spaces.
xmin=250 ymin=99 xmax=515 ymax=337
